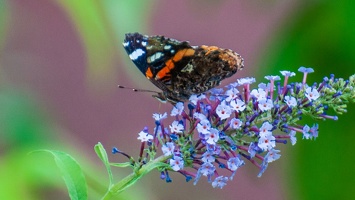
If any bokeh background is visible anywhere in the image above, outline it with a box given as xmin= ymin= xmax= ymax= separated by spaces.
xmin=0 ymin=0 xmax=354 ymax=199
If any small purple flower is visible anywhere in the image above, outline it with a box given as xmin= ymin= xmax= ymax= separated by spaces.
xmin=230 ymin=118 xmax=243 ymax=129
xmin=250 ymin=88 xmax=267 ymax=101
xmin=258 ymin=133 xmax=276 ymax=151
xmin=259 ymin=121 xmax=273 ymax=137
xmin=298 ymin=67 xmax=314 ymax=84
xmin=230 ymin=99 xmax=246 ymax=112
xmin=170 ymin=155 xmax=184 ymax=171
xmin=216 ymin=101 xmax=232 ymax=120
xmin=205 ymin=128 xmax=220 ymax=145
xmin=248 ymin=142 xmax=258 ymax=158
xmin=284 ymin=96 xmax=297 ymax=107
xmin=212 ymin=176 xmax=228 ymax=189
xmin=258 ymin=83 xmax=267 ymax=90
xmin=201 ymin=151 xmax=216 ymax=163
xmin=258 ymin=98 xmax=273 ymax=112
xmin=198 ymin=162 xmax=216 ymax=176
xmin=153 ymin=112 xmax=167 ymax=121
xmin=298 ymin=66 xmax=314 ymax=73
xmin=226 ymin=82 xmax=240 ymax=88
xmin=280 ymin=71 xmax=296 ymax=77
xmin=197 ymin=119 xmax=211 ymax=134
xmin=281 ymin=71 xmax=296 ymax=93
xmin=225 ymin=87 xmax=239 ymax=102
xmin=265 ymin=75 xmax=281 ymax=81
xmin=189 ymin=94 xmax=206 ymax=105
xmin=310 ymin=124 xmax=319 ymax=139
xmin=265 ymin=75 xmax=280 ymax=99
xmin=189 ymin=94 xmax=198 ymax=105
xmin=265 ymin=149 xmax=281 ymax=163
xmin=289 ymin=130 xmax=297 ymax=145
xmin=171 ymin=102 xmax=184 ymax=116
xmin=162 ymin=142 xmax=175 ymax=156
xmin=227 ymin=156 xmax=245 ymax=171
xmin=302 ymin=125 xmax=311 ymax=139
xmin=237 ymin=77 xmax=256 ymax=85
xmin=305 ymin=87 xmax=320 ymax=101
xmin=169 ymin=121 xmax=184 ymax=133
xmin=209 ymin=88 xmax=224 ymax=96
xmin=207 ymin=144 xmax=221 ymax=155
xmin=137 ymin=130 xmax=153 ymax=142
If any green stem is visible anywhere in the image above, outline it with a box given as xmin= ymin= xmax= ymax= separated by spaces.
xmin=101 ymin=155 xmax=170 ymax=200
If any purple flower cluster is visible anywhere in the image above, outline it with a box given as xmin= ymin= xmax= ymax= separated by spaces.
xmin=121 ymin=67 xmax=355 ymax=189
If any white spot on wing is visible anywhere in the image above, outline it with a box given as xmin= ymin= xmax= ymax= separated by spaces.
xmin=129 ymin=49 xmax=145 ymax=60
xmin=123 ymin=41 xmax=129 ymax=47
xmin=148 ymin=52 xmax=164 ymax=63
xmin=155 ymin=52 xmax=163 ymax=59
xmin=164 ymin=45 xmax=171 ymax=50
xmin=181 ymin=63 xmax=194 ymax=73
xmin=142 ymin=41 xmax=147 ymax=46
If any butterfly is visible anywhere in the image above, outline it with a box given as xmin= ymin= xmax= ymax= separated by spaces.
xmin=123 ymin=32 xmax=244 ymax=104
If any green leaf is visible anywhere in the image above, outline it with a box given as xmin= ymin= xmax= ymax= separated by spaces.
xmin=102 ymin=155 xmax=170 ymax=199
xmin=94 ymin=142 xmax=113 ymax=186
xmin=32 ymin=150 xmax=88 ymax=200
xmin=110 ymin=162 xmax=132 ymax=168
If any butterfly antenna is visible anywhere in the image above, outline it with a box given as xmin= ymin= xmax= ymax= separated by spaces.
xmin=118 ymin=85 xmax=160 ymax=94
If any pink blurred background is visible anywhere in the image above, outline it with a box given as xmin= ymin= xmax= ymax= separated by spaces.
xmin=2 ymin=0 xmax=353 ymax=199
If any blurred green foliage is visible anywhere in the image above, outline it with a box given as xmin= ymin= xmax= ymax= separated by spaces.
xmin=102 ymin=0 xmax=157 ymax=86
xmin=0 ymin=90 xmax=67 ymax=199
xmin=0 ymin=90 xmax=142 ymax=200
xmin=53 ymin=0 xmax=156 ymax=88
xmin=0 ymin=0 xmax=8 ymax=53
xmin=0 ymin=0 xmax=157 ymax=198
xmin=54 ymin=0 xmax=117 ymax=88
xmin=259 ymin=1 xmax=355 ymax=199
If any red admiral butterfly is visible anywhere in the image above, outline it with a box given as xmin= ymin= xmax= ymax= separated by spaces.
xmin=123 ymin=32 xmax=244 ymax=103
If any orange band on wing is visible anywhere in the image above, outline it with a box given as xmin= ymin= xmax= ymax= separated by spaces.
xmin=155 ymin=48 xmax=195 ymax=80
xmin=172 ymin=48 xmax=195 ymax=62
xmin=156 ymin=61 xmax=174 ymax=80
xmin=146 ymin=67 xmax=153 ymax=79
xmin=201 ymin=45 xmax=219 ymax=55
